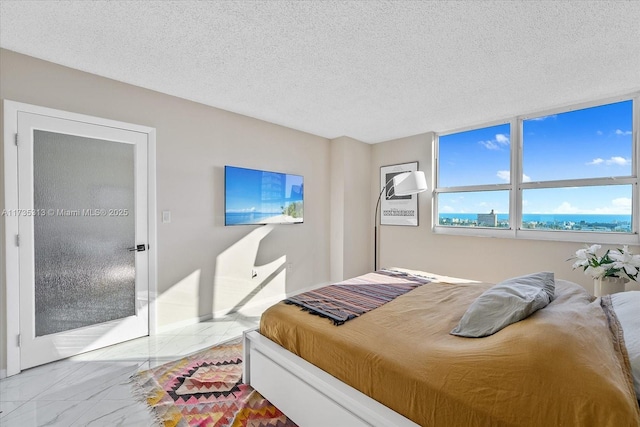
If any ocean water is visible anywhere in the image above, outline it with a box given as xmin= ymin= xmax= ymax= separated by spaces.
xmin=225 ymin=212 xmax=280 ymax=225
xmin=439 ymin=213 xmax=631 ymax=223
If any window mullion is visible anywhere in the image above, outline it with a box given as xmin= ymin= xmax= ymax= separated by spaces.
xmin=512 ymin=117 xmax=522 ymax=234
xmin=434 ymin=184 xmax=511 ymax=194
xmin=633 ymin=94 xmax=640 ymax=234
xmin=520 ymin=176 xmax=637 ymax=189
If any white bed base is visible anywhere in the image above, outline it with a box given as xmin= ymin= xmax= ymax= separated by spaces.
xmin=243 ymin=329 xmax=419 ymax=427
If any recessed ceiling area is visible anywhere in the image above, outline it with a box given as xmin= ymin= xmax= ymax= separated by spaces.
xmin=1 ymin=1 xmax=639 ymax=143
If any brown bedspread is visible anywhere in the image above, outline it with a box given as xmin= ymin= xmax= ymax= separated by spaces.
xmin=260 ymin=270 xmax=640 ymax=427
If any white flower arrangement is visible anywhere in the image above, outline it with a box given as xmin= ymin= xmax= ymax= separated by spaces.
xmin=570 ymin=244 xmax=640 ymax=281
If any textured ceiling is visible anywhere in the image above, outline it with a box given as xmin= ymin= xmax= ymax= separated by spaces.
xmin=1 ymin=1 xmax=639 ymax=143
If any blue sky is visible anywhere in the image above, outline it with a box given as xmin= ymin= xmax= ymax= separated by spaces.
xmin=225 ymin=166 xmax=303 ymax=214
xmin=438 ymin=100 xmax=633 ymax=215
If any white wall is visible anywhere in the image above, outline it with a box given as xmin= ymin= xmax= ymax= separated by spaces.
xmin=330 ymin=136 xmax=372 ymax=281
xmin=0 ymin=49 xmax=332 ymax=372
xmin=372 ymin=132 xmax=640 ymax=292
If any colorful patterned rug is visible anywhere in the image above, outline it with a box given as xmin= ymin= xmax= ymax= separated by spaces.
xmin=131 ymin=338 xmax=297 ymax=427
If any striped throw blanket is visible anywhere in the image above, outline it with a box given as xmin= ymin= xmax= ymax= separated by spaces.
xmin=284 ymin=269 xmax=432 ymax=325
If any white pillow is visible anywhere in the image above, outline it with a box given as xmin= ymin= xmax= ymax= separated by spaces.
xmin=610 ymin=291 xmax=640 ymax=399
xmin=451 ymin=272 xmax=555 ymax=338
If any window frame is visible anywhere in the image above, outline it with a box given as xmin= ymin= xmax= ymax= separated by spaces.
xmin=433 ymin=93 xmax=640 ymax=244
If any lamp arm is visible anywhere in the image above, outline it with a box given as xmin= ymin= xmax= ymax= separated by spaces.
xmin=374 ymin=176 xmax=397 ymax=271
xmin=374 ymin=184 xmax=387 ymax=224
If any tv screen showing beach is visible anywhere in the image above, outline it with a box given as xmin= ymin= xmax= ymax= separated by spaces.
xmin=225 ymin=166 xmax=304 ymax=226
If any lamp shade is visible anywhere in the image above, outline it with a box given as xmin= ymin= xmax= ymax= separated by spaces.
xmin=392 ymin=171 xmax=428 ymax=196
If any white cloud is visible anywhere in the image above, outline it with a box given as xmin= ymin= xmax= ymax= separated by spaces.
xmin=607 ymin=156 xmax=629 ymax=166
xmin=529 ymin=114 xmax=557 ymax=121
xmin=547 ymin=199 xmax=631 ymax=215
xmin=480 ymin=140 xmax=499 ymax=150
xmin=612 ymin=197 xmax=632 ymax=209
xmin=496 ymin=170 xmax=510 ymax=181
xmin=480 ymin=134 xmax=510 ymax=150
xmin=553 ymin=202 xmax=580 ymax=214
xmin=590 ymin=205 xmax=632 ymax=214
xmin=495 ymin=134 xmax=509 ymax=144
xmin=439 ymin=205 xmax=456 ymax=213
xmin=596 ymin=130 xmax=603 ymax=136
xmin=587 ymin=156 xmax=630 ymax=166
xmin=496 ymin=170 xmax=530 ymax=182
xmin=615 ymin=129 xmax=632 ymax=136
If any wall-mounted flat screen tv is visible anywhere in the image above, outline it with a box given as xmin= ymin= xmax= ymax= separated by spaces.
xmin=225 ymin=165 xmax=304 ymax=226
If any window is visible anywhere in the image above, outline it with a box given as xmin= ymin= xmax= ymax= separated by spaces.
xmin=434 ymin=96 xmax=639 ymax=243
xmin=437 ymin=123 xmax=512 ymax=230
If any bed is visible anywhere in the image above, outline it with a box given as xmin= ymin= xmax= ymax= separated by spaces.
xmin=242 ymin=269 xmax=640 ymax=427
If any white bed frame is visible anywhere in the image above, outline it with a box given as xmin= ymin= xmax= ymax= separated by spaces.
xmin=242 ymin=329 xmax=419 ymax=427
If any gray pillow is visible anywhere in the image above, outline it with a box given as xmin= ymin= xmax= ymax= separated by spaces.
xmin=451 ymin=272 xmax=555 ymax=338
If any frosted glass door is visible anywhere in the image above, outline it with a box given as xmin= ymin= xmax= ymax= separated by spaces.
xmin=33 ymin=130 xmax=135 ymax=336
xmin=18 ymin=111 xmax=149 ymax=370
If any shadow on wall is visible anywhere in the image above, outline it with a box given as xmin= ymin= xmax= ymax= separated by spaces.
xmin=213 ymin=225 xmax=287 ymax=317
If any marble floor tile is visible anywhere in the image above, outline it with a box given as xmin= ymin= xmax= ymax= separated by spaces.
xmin=35 ymin=361 xmax=144 ymax=402
xmin=0 ymin=401 xmax=26 ymax=419
xmin=0 ymin=400 xmax=95 ymax=427
xmin=69 ymin=399 xmax=154 ymax=426
xmin=176 ymin=319 xmax=236 ymax=336
xmin=0 ymin=313 xmax=260 ymax=426
xmin=93 ymin=335 xmax=176 ymax=362
xmin=0 ymin=360 xmax=86 ymax=402
xmin=159 ymin=333 xmax=227 ymax=359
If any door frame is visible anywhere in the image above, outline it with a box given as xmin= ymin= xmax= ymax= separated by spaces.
xmin=2 ymin=100 xmax=158 ymax=377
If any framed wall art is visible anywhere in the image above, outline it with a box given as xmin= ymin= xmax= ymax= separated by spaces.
xmin=379 ymin=161 xmax=420 ymax=226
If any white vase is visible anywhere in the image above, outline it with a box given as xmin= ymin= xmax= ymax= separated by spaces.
xmin=593 ymin=276 xmax=627 ymax=297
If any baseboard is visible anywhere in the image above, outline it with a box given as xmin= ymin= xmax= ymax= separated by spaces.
xmin=158 ymin=281 xmax=331 ymax=331
xmin=212 ymin=281 xmax=330 ymax=319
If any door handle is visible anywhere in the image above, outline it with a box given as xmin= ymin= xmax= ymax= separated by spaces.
xmin=128 ymin=244 xmax=147 ymax=252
